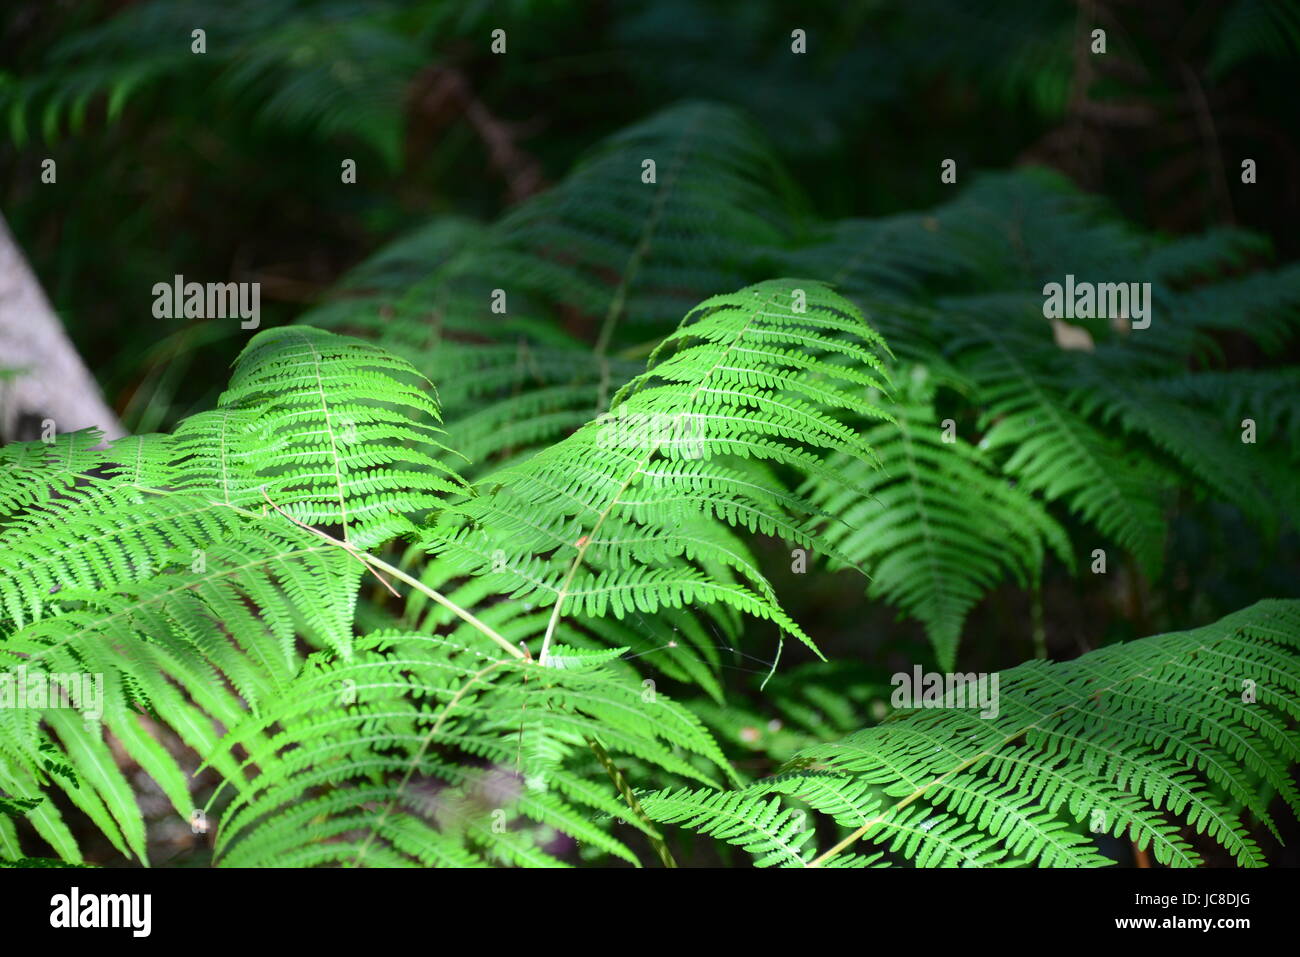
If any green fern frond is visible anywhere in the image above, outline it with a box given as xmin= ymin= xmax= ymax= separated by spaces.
xmin=640 ymin=786 xmax=817 ymax=867
xmin=1148 ymin=369 xmax=1300 ymax=449
xmin=420 ymin=279 xmax=892 ymax=664
xmin=303 ymin=102 xmax=798 ymax=474
xmin=1070 ymin=371 xmax=1299 ymax=535
xmin=809 ymin=364 xmax=1073 ymax=668
xmin=643 ymin=600 xmax=1300 ymax=868
xmin=0 ymin=326 xmax=463 ymax=864
xmin=950 ymin=324 xmax=1175 ymax=575
xmin=208 ymin=635 xmax=728 ymax=867
xmin=2 ymin=0 xmax=426 ymax=163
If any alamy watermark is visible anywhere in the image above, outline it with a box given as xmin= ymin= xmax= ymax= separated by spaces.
xmin=50 ymin=887 xmax=151 ymax=937
xmin=0 ymin=666 xmax=105 ymax=724
xmin=594 ymin=406 xmax=705 ymax=458
xmin=1042 ymin=274 xmax=1151 ymax=330
xmin=890 ymin=666 xmax=1000 ymax=719
xmin=152 ymin=274 xmax=260 ymax=329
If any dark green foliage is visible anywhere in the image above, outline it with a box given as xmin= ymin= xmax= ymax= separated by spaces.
xmin=311 ymin=107 xmax=1300 ymax=665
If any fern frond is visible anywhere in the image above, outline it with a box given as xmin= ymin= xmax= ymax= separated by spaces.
xmin=209 ymin=635 xmax=728 ymax=867
xmin=0 ymin=326 xmax=463 ymax=863
xmin=644 ymin=601 xmax=1300 ymax=868
xmin=952 ymin=323 xmax=1175 ymax=574
xmin=303 ymin=102 xmax=797 ymax=473
xmin=1070 ymin=370 xmax=1300 ymax=535
xmin=809 ymin=364 xmax=1073 ymax=668
xmin=639 ymin=786 xmax=817 ymax=867
xmin=3 ymin=0 xmax=426 ymax=164
xmin=420 ymin=279 xmax=893 ymax=664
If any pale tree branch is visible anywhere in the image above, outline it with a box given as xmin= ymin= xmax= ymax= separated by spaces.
xmin=0 ymin=211 xmax=125 ymax=443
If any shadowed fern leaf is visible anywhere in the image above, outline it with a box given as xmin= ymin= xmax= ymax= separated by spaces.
xmin=808 ymin=363 xmax=1073 ymax=668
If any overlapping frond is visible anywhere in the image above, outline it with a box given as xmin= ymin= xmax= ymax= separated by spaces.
xmin=209 ymin=636 xmax=729 ymax=867
xmin=643 ymin=601 xmax=1300 ymax=868
xmin=0 ymin=326 xmax=462 ymax=863
xmin=2 ymin=95 xmax=1299 ymax=871
xmin=950 ymin=323 xmax=1176 ymax=575
xmin=419 ymin=279 xmax=893 ymax=663
xmin=809 ymin=364 xmax=1073 ymax=668
xmin=303 ymin=101 xmax=798 ymax=473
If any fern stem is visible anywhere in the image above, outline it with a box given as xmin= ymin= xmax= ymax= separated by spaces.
xmin=591 ymin=108 xmax=700 ymax=399
xmin=360 ymin=551 xmax=527 ymax=659
xmin=1031 ymin=588 xmax=1047 ymax=660
xmin=249 ymin=495 xmax=526 ymax=661
xmin=298 ymin=334 xmax=353 ymax=543
xmin=585 ymin=736 xmax=677 ymax=868
xmin=539 ymin=287 xmax=777 ymax=666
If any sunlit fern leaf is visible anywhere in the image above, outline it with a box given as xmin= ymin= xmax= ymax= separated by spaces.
xmin=420 ymin=279 xmax=893 ymax=663
xmin=0 ymin=326 xmax=464 ymax=864
xmin=206 ymin=326 xmax=467 ymax=548
xmin=398 ymin=544 xmax=738 ymax=705
xmin=644 ymin=600 xmax=1300 ymax=868
xmin=639 ymin=786 xmax=817 ymax=867
xmin=0 ymin=428 xmax=112 ymax=515
xmin=208 ymin=635 xmax=729 ymax=867
xmin=809 ymin=363 xmax=1073 ymax=668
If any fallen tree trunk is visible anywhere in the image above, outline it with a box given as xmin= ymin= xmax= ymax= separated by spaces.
xmin=0 ymin=211 xmax=124 ymax=443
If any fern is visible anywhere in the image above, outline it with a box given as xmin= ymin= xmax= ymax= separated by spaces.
xmin=208 ymin=636 xmax=729 ymax=867
xmin=0 ymin=327 xmax=463 ymax=862
xmin=304 ymin=101 xmax=798 ymax=474
xmin=642 ymin=600 xmax=1300 ymax=867
xmin=3 ymin=276 xmax=1299 ymax=866
xmin=808 ymin=363 xmax=1073 ymax=669
xmin=310 ymin=109 xmax=1300 ymax=531
xmin=0 ymin=280 xmax=895 ymax=865
xmin=418 ymin=279 xmax=892 ymax=667
xmin=288 ymin=109 xmax=1300 ymax=668
xmin=3 ymin=93 xmax=1300 ymax=867
xmin=2 ymin=0 xmax=430 ymax=166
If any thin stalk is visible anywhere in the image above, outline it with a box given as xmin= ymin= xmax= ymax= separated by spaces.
xmin=253 ymin=492 xmax=525 ymax=661
xmin=586 ymin=736 xmax=677 ymax=868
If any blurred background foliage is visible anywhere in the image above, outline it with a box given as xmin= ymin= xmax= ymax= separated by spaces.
xmin=2 ymin=0 xmax=1299 ymax=865
xmin=5 ymin=0 xmax=1299 ymax=429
